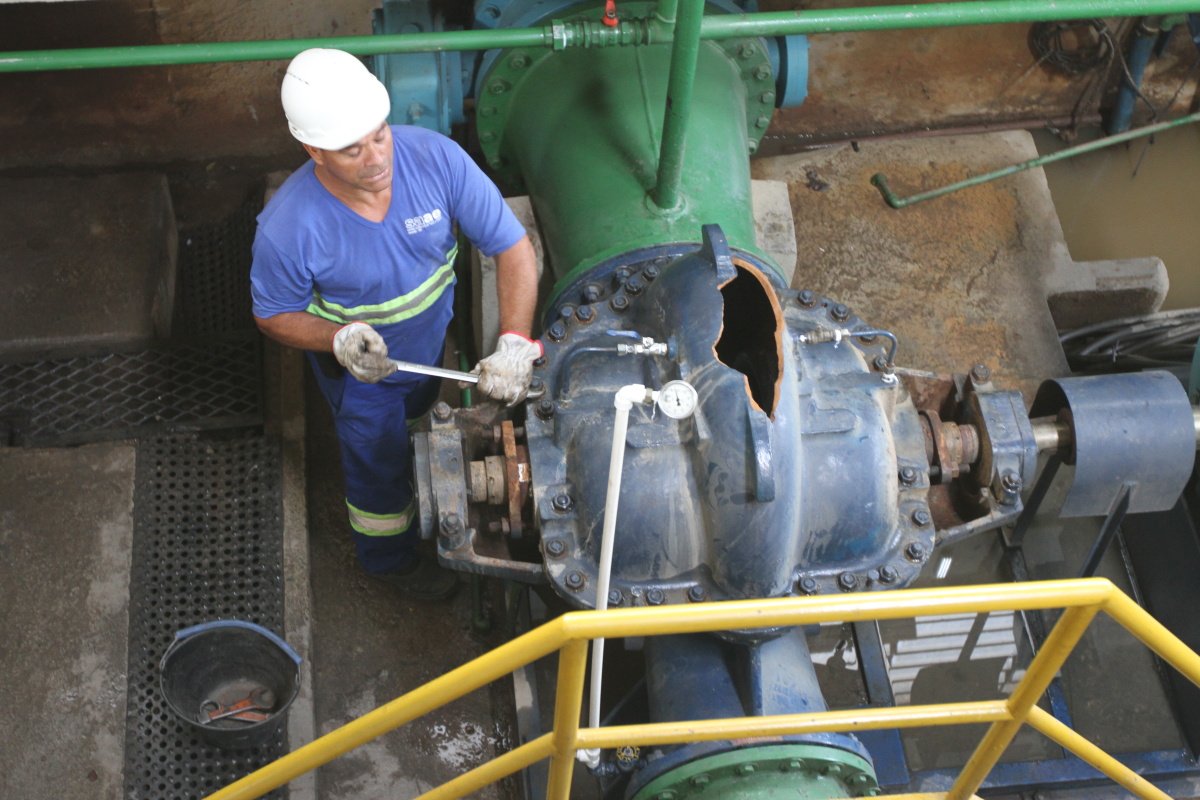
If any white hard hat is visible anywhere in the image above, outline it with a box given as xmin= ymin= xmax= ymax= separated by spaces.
xmin=281 ymin=48 xmax=392 ymax=150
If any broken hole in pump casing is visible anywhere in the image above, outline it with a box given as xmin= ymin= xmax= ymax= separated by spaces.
xmin=716 ymin=264 xmax=783 ymax=416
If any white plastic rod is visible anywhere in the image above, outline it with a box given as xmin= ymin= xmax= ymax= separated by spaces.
xmin=578 ymin=383 xmax=649 ymax=768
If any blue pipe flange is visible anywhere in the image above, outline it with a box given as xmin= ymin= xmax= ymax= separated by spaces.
xmin=373 ymin=0 xmax=466 ymax=135
xmin=764 ymin=34 xmax=809 ymax=108
xmin=1030 ymin=370 xmax=1196 ymax=518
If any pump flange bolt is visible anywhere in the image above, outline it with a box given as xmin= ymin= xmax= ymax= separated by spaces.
xmin=838 ymin=571 xmax=859 ymax=592
xmin=552 ymin=493 xmax=573 ymax=513
xmin=533 ymin=356 xmax=547 ymax=368
xmin=575 ymin=305 xmax=595 ymax=323
xmin=544 ymin=539 xmax=566 ymax=557
xmin=643 ymin=265 xmax=660 ymax=280
xmin=971 ymin=363 xmax=991 ymax=383
xmin=797 ymin=289 xmax=817 ymax=308
xmin=1002 ymin=471 xmax=1022 ymax=492
xmin=547 ymin=322 xmax=567 ymax=342
xmin=879 ymin=565 xmax=899 ymax=584
xmin=432 ymin=401 xmax=453 ymax=422
xmin=559 ymin=304 xmax=576 ymax=321
xmin=831 ymin=303 xmax=851 ymax=322
xmin=565 ymin=571 xmax=586 ymax=591
xmin=754 ymin=66 xmax=771 ymax=81
xmin=873 ymin=355 xmax=889 ymax=372
xmin=608 ymin=589 xmax=624 ymax=606
xmin=798 ymin=576 xmax=819 ymax=595
xmin=610 ymin=295 xmax=630 ymax=313
xmin=625 ymin=276 xmax=645 ymax=296
xmin=739 ymin=43 xmax=757 ymax=58
xmin=687 ymin=585 xmax=709 ymax=603
xmin=646 ymin=588 xmax=665 ymax=605
xmin=509 ymin=54 xmax=529 ymax=69
xmin=535 ymin=398 xmax=555 ymax=420
xmin=905 ymin=541 xmax=928 ymax=563
xmin=581 ymin=283 xmax=603 ymax=304
xmin=441 ymin=513 xmax=463 ymax=534
xmin=755 ymin=116 xmax=771 ymax=129
xmin=912 ymin=507 xmax=932 ymax=527
xmin=899 ymin=466 xmax=917 ymax=485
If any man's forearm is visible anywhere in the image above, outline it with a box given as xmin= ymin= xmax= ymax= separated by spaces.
xmin=493 ymin=236 xmax=539 ymax=338
xmin=254 ymin=311 xmax=343 ymax=352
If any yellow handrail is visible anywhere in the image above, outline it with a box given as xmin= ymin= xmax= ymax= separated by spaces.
xmin=203 ymin=578 xmax=1200 ymax=800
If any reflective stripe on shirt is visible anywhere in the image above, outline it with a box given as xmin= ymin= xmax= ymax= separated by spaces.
xmin=307 ymin=244 xmax=458 ymax=325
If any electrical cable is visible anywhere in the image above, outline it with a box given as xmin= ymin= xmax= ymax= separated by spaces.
xmin=1029 ymin=20 xmax=1113 ymax=75
xmin=1060 ymin=308 xmax=1200 ymax=373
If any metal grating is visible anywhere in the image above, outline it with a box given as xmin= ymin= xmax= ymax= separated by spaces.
xmin=124 ymin=433 xmax=286 ymax=800
xmin=0 ymin=336 xmax=262 ymax=447
xmin=174 ymin=199 xmax=261 ymax=335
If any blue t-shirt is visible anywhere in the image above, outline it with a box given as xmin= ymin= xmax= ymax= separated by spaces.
xmin=251 ymin=125 xmax=526 ymax=382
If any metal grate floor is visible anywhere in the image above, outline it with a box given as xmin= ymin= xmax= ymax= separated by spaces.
xmin=0 ymin=336 xmax=262 ymax=446
xmin=124 ymin=433 xmax=286 ymax=800
xmin=173 ymin=199 xmax=260 ymax=336
xmin=0 ymin=196 xmax=263 ymax=447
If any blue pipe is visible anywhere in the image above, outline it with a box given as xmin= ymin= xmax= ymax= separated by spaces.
xmin=1110 ymin=22 xmax=1158 ymax=134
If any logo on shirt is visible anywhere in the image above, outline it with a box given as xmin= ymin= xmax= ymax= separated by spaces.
xmin=405 ymin=208 xmax=444 ymax=234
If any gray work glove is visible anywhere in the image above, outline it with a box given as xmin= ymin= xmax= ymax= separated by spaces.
xmin=473 ymin=332 xmax=543 ymax=406
xmin=332 ymin=322 xmax=394 ymax=383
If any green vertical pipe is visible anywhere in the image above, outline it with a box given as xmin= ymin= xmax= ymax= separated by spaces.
xmin=498 ymin=40 xmax=762 ymax=285
xmin=652 ymin=0 xmax=706 ymax=212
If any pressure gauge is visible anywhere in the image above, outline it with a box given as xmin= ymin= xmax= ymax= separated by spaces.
xmin=657 ymin=380 xmax=699 ymax=419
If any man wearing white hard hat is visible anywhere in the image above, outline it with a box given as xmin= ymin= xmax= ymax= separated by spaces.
xmin=250 ymin=48 xmax=540 ymax=600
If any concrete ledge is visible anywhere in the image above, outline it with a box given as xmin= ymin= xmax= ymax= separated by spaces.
xmin=752 ymin=179 xmax=798 ymax=284
xmin=1044 ymin=254 xmax=1169 ymax=332
xmin=0 ymin=173 xmax=176 ymax=358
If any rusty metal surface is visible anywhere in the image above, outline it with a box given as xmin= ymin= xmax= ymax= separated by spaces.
xmin=500 ymin=421 xmax=531 ymax=536
xmin=758 ymin=3 xmax=1200 ymax=151
xmin=752 ymin=129 xmax=1071 ymax=399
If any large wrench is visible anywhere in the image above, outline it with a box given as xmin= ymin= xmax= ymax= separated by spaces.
xmin=388 ymin=358 xmax=478 ymax=384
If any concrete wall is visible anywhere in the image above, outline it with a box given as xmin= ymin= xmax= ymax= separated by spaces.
xmin=0 ymin=0 xmax=379 ymax=170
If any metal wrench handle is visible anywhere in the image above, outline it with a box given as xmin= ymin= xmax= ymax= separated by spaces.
xmin=389 ymin=358 xmax=479 ymax=384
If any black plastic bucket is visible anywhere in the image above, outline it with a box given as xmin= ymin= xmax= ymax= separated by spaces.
xmin=160 ymin=620 xmax=301 ymax=749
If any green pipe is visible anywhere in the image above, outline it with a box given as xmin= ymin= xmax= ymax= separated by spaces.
xmin=697 ymin=0 xmax=1200 ymax=38
xmin=652 ymin=0 xmax=705 ymax=212
xmin=870 ymin=110 xmax=1200 ymax=208
xmin=3 ymin=0 xmax=1199 ymax=73
xmin=0 ymin=30 xmax=549 ymax=73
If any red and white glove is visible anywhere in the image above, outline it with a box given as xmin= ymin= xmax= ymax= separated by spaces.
xmin=332 ymin=322 xmax=394 ymax=383
xmin=473 ymin=332 xmax=543 ymax=406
